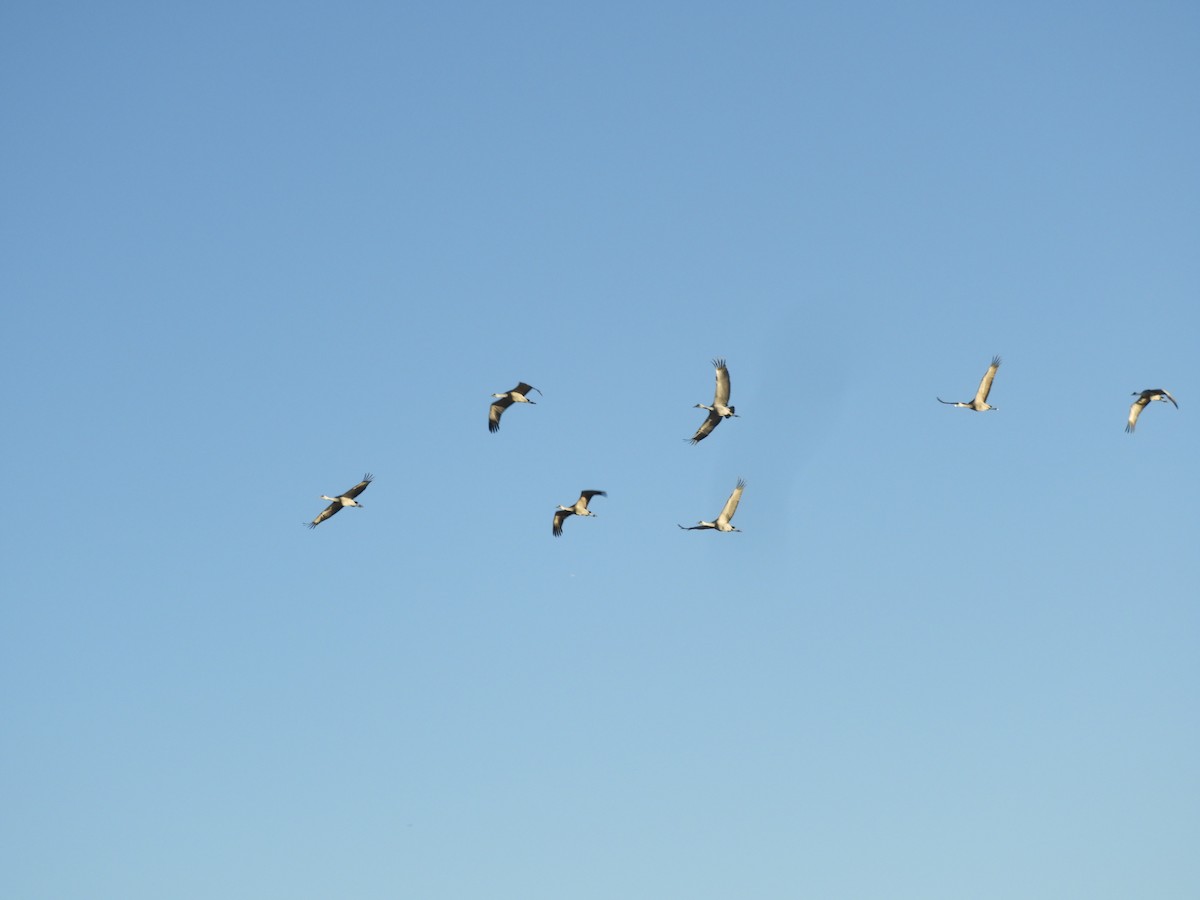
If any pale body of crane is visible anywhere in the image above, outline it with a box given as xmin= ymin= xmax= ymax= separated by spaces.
xmin=307 ymin=473 xmax=373 ymax=529
xmin=938 ymin=356 xmax=1002 ymax=411
xmin=489 ymin=382 xmax=542 ymax=433
xmin=1126 ymin=388 xmax=1178 ymax=433
xmin=553 ymin=490 xmax=606 ymax=537
xmin=689 ymin=358 xmax=738 ymax=444
xmin=679 ymin=478 xmax=745 ymax=532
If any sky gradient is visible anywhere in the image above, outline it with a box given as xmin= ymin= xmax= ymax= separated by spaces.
xmin=3 ymin=3 xmax=1198 ymax=898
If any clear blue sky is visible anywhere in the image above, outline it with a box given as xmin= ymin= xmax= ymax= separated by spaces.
xmin=3 ymin=2 xmax=1198 ymax=897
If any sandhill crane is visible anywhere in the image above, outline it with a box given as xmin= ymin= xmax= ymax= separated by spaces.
xmin=489 ymin=382 xmax=542 ymax=433
xmin=306 ymin=473 xmax=373 ymax=529
xmin=1126 ymin=388 xmax=1178 ymax=433
xmin=679 ymin=478 xmax=745 ymax=532
xmin=937 ymin=355 xmax=1002 ymax=411
xmin=688 ymin=358 xmax=738 ymax=444
xmin=552 ymin=490 xmax=606 ymax=537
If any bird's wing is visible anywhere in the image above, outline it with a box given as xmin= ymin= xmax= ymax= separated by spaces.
xmin=689 ymin=410 xmax=722 ymax=444
xmin=343 ymin=474 xmax=373 ymax=499
xmin=578 ymin=490 xmax=607 ymax=509
xmin=489 ymin=397 xmax=514 ymax=432
xmin=1126 ymin=398 xmax=1146 ymax=433
xmin=975 ymin=356 xmax=1001 ymax=404
xmin=717 ymin=478 xmax=745 ymax=526
xmin=308 ymin=501 xmax=341 ymax=528
xmin=514 ymin=382 xmax=541 ymax=397
xmin=712 ymin=359 xmax=731 ymax=406
xmin=678 ymin=523 xmax=710 ymax=530
xmin=1159 ymin=389 xmax=1179 ymax=408
xmin=552 ymin=509 xmax=571 ymax=536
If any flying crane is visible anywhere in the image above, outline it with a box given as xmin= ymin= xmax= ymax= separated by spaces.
xmin=1126 ymin=388 xmax=1178 ymax=433
xmin=679 ymin=478 xmax=746 ymax=532
xmin=552 ymin=490 xmax=606 ymax=537
xmin=688 ymin=358 xmax=738 ymax=444
xmin=489 ymin=382 xmax=542 ymax=433
xmin=937 ymin=356 xmax=1002 ymax=411
xmin=306 ymin=473 xmax=373 ymax=529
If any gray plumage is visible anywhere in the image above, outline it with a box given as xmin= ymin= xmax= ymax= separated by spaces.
xmin=938 ymin=356 xmax=1002 ymax=411
xmin=1126 ymin=388 xmax=1178 ymax=433
xmin=553 ymin=490 xmax=606 ymax=537
xmin=489 ymin=382 xmax=542 ymax=433
xmin=679 ymin=478 xmax=746 ymax=532
xmin=688 ymin=358 xmax=738 ymax=444
xmin=307 ymin=473 xmax=373 ymax=529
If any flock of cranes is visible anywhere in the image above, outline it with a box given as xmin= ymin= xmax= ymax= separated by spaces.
xmin=305 ymin=357 xmax=1179 ymax=532
xmin=931 ymin=357 xmax=1181 ymax=436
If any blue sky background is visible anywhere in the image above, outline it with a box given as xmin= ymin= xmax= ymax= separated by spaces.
xmin=3 ymin=2 xmax=1198 ymax=897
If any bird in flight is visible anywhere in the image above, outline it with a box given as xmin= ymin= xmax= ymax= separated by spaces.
xmin=1126 ymin=388 xmax=1178 ymax=433
xmin=489 ymin=382 xmax=542 ymax=433
xmin=307 ymin=473 xmax=373 ymax=529
xmin=938 ymin=356 xmax=1002 ymax=411
xmin=679 ymin=478 xmax=745 ymax=532
xmin=553 ymin=490 xmax=606 ymax=537
xmin=688 ymin=358 xmax=738 ymax=444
